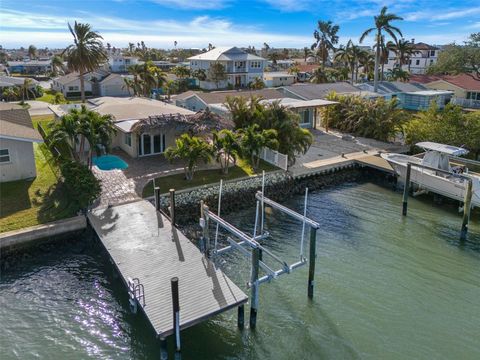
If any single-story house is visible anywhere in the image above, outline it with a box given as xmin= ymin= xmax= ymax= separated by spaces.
xmin=278 ymin=82 xmax=379 ymax=100
xmin=52 ymin=70 xmax=109 ymax=98
xmin=410 ymin=74 xmax=480 ymax=109
xmin=50 ymin=97 xmax=227 ymax=158
xmin=263 ymin=72 xmax=295 ymax=87
xmin=174 ymin=88 xmax=337 ymax=129
xmin=0 ymin=103 xmax=43 ymax=182
xmin=0 ymin=75 xmax=39 ymax=91
xmin=355 ymin=81 xmax=453 ymax=110
xmin=99 ymin=74 xmax=134 ymax=97
xmin=7 ymin=59 xmax=52 ymax=74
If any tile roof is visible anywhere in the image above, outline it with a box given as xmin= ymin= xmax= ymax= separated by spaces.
xmin=412 ymin=42 xmax=439 ymax=51
xmin=0 ymin=109 xmax=43 ymax=142
xmin=410 ymin=73 xmax=480 ymax=91
xmin=194 ymin=88 xmax=285 ymax=104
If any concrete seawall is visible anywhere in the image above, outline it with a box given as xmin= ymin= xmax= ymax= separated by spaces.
xmin=0 ymin=215 xmax=87 ymax=251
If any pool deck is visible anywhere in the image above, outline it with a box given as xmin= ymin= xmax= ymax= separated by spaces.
xmin=87 ymin=200 xmax=248 ymax=338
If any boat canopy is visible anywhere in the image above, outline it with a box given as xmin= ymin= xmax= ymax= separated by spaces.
xmin=416 ymin=142 xmax=469 ymax=156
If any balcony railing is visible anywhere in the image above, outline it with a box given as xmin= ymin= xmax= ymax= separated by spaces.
xmin=451 ymin=97 xmax=480 ymax=109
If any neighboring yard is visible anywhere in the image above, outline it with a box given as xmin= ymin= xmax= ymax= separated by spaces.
xmin=142 ymin=158 xmax=278 ymax=197
xmin=0 ymin=115 xmax=76 ymax=233
xmin=35 ymin=90 xmax=57 ymax=103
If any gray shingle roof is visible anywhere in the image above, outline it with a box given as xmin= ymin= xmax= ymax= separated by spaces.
xmin=0 ymin=109 xmax=43 ymax=142
xmin=280 ymin=82 xmax=363 ymax=100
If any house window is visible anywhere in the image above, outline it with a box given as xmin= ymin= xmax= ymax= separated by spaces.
xmin=250 ymin=61 xmax=261 ymax=69
xmin=416 ymin=60 xmax=420 ymax=65
xmin=300 ymin=110 xmax=310 ymax=124
xmin=68 ymin=85 xmax=79 ymax=91
xmin=430 ymin=50 xmax=435 ymax=56
xmin=430 ymin=59 xmax=434 ymax=64
xmin=0 ymin=149 xmax=10 ymax=163
xmin=124 ymin=133 xmax=132 ymax=147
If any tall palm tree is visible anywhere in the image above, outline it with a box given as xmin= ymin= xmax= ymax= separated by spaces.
xmin=51 ymin=55 xmax=65 ymax=76
xmin=311 ymin=20 xmax=340 ymax=67
xmin=21 ymin=78 xmax=34 ymax=101
xmin=360 ymin=6 xmax=403 ymax=92
xmin=127 ymin=64 xmax=143 ymax=96
xmin=334 ymin=40 xmax=358 ymax=84
xmin=358 ymin=51 xmax=375 ymax=80
xmin=63 ymin=21 xmax=107 ymax=103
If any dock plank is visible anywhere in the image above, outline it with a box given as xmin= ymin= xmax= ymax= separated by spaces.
xmin=88 ymin=200 xmax=248 ymax=338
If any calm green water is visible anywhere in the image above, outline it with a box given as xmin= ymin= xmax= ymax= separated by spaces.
xmin=1 ymin=182 xmax=479 ymax=359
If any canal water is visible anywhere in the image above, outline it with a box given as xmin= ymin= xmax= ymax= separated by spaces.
xmin=1 ymin=182 xmax=479 ymax=359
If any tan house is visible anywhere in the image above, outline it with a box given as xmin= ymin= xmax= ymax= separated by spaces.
xmin=409 ymin=74 xmax=480 ymax=108
xmin=0 ymin=103 xmax=43 ymax=182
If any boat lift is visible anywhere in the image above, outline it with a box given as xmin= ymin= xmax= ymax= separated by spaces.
xmin=199 ymin=173 xmax=320 ymax=329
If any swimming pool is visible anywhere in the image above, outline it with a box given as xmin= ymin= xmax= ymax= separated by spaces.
xmin=92 ymin=155 xmax=128 ymax=170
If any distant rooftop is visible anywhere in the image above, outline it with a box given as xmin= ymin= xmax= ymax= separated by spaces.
xmin=188 ymin=46 xmax=265 ymax=61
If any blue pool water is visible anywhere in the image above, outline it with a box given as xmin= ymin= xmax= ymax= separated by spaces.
xmin=93 ymin=155 xmax=128 ymax=170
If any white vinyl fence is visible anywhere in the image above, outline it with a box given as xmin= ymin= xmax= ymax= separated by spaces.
xmin=260 ymin=147 xmax=288 ymax=170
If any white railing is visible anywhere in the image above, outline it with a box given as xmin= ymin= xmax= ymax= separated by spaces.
xmin=260 ymin=147 xmax=288 ymax=170
xmin=451 ymin=97 xmax=480 ymax=109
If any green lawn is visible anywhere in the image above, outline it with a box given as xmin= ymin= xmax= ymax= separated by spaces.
xmin=0 ymin=115 xmax=77 ymax=233
xmin=35 ymin=90 xmax=56 ymax=103
xmin=142 ymin=158 xmax=278 ymax=197
xmin=0 ymin=142 xmax=77 ymax=233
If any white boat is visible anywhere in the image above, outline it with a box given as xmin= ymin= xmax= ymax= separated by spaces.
xmin=381 ymin=142 xmax=480 ymax=208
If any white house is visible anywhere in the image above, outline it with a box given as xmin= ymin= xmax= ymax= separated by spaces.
xmin=263 ymin=72 xmax=295 ymax=87
xmin=384 ymin=41 xmax=440 ymax=75
xmin=0 ymin=104 xmax=43 ymax=182
xmin=188 ymin=47 xmax=267 ymax=90
xmin=99 ymin=74 xmax=134 ymax=97
xmin=51 ymin=70 xmax=109 ymax=98
xmin=108 ymin=55 xmax=140 ymax=73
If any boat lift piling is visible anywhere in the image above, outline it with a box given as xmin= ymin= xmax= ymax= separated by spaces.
xmin=401 ymin=162 xmax=474 ymax=240
xmin=200 ymin=175 xmax=320 ymax=328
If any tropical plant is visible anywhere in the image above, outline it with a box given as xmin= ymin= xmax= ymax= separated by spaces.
xmin=360 ymin=6 xmax=403 ymax=92
xmin=63 ymin=21 xmax=107 ymax=103
xmin=403 ymin=102 xmax=480 ymax=159
xmin=322 ymin=92 xmax=407 ymax=141
xmin=268 ymin=52 xmax=280 ymax=66
xmin=59 ymin=160 xmax=101 ymax=208
xmin=191 ymin=69 xmax=207 ymax=82
xmin=207 ymin=62 xmax=227 ymax=89
xmin=2 ymin=87 xmax=20 ymax=101
xmin=358 ymin=51 xmax=375 ymax=80
xmin=21 ymin=78 xmax=35 ymax=101
xmin=334 ymin=40 xmax=361 ymax=84
xmin=51 ymin=55 xmax=65 ymax=76
xmin=385 ymin=67 xmax=410 ymax=82
xmin=165 ymin=134 xmax=213 ymax=180
xmin=238 ymin=124 xmax=278 ymax=169
xmin=311 ymin=20 xmax=340 ymax=67
xmin=390 ymin=38 xmax=418 ymax=71
xmin=172 ymin=65 xmax=191 ymax=79
xmin=28 ymin=45 xmax=37 ymax=60
xmin=53 ymin=92 xmax=67 ymax=104
xmin=303 ymin=47 xmax=312 ymax=61
xmin=224 ymin=95 xmax=265 ymax=128
xmin=249 ymin=77 xmax=265 ymax=90
xmin=288 ymin=65 xmax=300 ymax=76
xmin=212 ymin=129 xmax=241 ymax=174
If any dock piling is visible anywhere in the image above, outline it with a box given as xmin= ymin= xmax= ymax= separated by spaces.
xmin=460 ymin=179 xmax=473 ymax=241
xmin=160 ymin=338 xmax=168 ymax=360
xmin=308 ymin=227 xmax=317 ymax=299
xmin=155 ymin=187 xmax=161 ymax=211
xmin=237 ymin=304 xmax=245 ymax=329
xmin=203 ymin=205 xmax=210 ymax=257
xmin=171 ymin=277 xmax=181 ymax=354
xmin=249 ymin=247 xmax=260 ymax=329
xmin=402 ymin=163 xmax=412 ymax=216
xmin=169 ymin=189 xmax=176 ymax=225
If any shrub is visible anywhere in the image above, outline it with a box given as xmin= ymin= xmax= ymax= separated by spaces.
xmin=60 ymin=161 xmax=101 ymax=208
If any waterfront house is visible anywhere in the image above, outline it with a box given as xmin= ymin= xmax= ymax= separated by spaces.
xmin=99 ymin=74 xmax=134 ymax=97
xmin=355 ymin=81 xmax=453 ymax=110
xmin=49 ymin=97 xmax=209 ymax=158
xmin=7 ymin=59 xmax=52 ymax=75
xmin=0 ymin=104 xmax=43 ymax=182
xmin=188 ymin=47 xmax=267 ymax=90
xmin=409 ymin=74 xmax=480 ymax=109
xmin=383 ymin=41 xmax=440 ymax=75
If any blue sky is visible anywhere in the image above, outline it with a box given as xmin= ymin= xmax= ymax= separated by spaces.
xmin=1 ymin=0 xmax=479 ymax=49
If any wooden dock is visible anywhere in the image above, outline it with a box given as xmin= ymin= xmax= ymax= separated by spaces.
xmin=87 ymin=200 xmax=248 ymax=338
xmin=356 ymin=155 xmax=394 ymax=174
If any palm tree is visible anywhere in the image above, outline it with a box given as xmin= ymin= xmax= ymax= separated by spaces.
xmin=374 ymin=36 xmax=395 ymax=80
xmin=2 ymin=87 xmax=20 ymax=101
xmin=360 ymin=6 xmax=403 ymax=92
xmin=212 ymin=129 xmax=241 ymax=174
xmin=172 ymin=65 xmax=191 ymax=79
xmin=51 ymin=55 xmax=65 ymax=76
xmin=390 ymin=38 xmax=418 ymax=71
xmin=303 ymin=47 xmax=312 ymax=61
xmin=63 ymin=21 xmax=107 ymax=103
xmin=249 ymin=77 xmax=265 ymax=90
xmin=127 ymin=64 xmax=143 ymax=96
xmin=48 ymin=112 xmax=80 ymax=160
xmin=21 ymin=78 xmax=34 ymax=101
xmin=238 ymin=124 xmax=278 ymax=169
xmin=358 ymin=51 xmax=375 ymax=80
xmin=334 ymin=40 xmax=358 ymax=84
xmin=28 ymin=45 xmax=37 ymax=60
xmin=268 ymin=53 xmax=280 ymax=66
xmin=84 ymin=111 xmax=116 ymax=168
xmin=122 ymin=77 xmax=135 ymax=96
xmin=165 ymin=134 xmax=213 ymax=180
xmin=311 ymin=20 xmax=340 ymax=67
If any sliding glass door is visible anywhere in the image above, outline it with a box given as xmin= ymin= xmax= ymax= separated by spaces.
xmin=139 ymin=133 xmax=166 ymax=156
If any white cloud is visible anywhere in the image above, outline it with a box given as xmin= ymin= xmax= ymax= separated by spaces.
xmin=0 ymin=9 xmax=310 ymax=48
xmin=404 ymin=7 xmax=480 ymax=21
xmin=261 ymin=0 xmax=314 ymax=12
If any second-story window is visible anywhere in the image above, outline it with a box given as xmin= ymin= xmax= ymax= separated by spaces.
xmin=430 ymin=50 xmax=435 ymax=56
xmin=250 ymin=61 xmax=261 ymax=69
